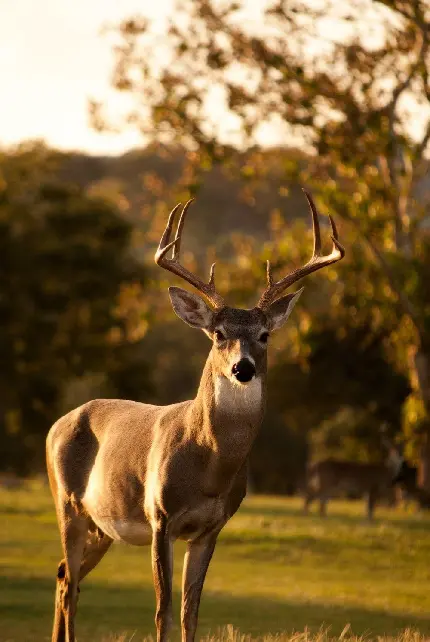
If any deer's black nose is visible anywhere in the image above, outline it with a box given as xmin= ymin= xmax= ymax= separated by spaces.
xmin=232 ymin=358 xmax=256 ymax=383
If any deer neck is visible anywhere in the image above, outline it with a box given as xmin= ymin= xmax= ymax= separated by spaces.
xmin=190 ymin=352 xmax=266 ymax=493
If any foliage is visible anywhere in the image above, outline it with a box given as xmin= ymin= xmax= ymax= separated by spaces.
xmin=98 ymin=0 xmax=430 ymax=479
xmin=311 ymin=406 xmax=390 ymax=464
xmin=255 ymin=322 xmax=410 ymax=490
xmin=0 ymin=143 xmax=150 ymax=472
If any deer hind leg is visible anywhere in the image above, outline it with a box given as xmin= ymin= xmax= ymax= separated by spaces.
xmin=52 ymin=527 xmax=112 ymax=642
xmin=303 ymin=489 xmax=315 ymax=514
xmin=79 ymin=529 xmax=113 ymax=582
xmin=367 ymin=489 xmax=377 ymax=521
xmin=181 ymin=533 xmax=218 ymax=642
xmin=319 ymin=494 xmax=328 ymax=517
xmin=52 ymin=498 xmax=89 ymax=642
xmin=52 ymin=560 xmax=67 ymax=642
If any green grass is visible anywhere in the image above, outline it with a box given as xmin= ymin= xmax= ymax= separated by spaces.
xmin=1 ymin=481 xmax=430 ymax=641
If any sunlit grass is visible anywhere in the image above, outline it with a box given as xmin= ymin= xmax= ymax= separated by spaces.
xmin=1 ymin=482 xmax=430 ymax=641
xmin=101 ymin=625 xmax=430 ymax=642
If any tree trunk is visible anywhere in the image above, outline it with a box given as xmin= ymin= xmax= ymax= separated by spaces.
xmin=420 ymin=435 xmax=430 ymax=492
xmin=411 ymin=349 xmax=430 ymax=492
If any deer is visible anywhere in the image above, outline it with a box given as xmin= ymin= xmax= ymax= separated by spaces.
xmin=303 ymin=458 xmax=406 ymax=519
xmin=303 ymin=431 xmax=409 ymax=520
xmin=46 ymin=189 xmax=344 ymax=642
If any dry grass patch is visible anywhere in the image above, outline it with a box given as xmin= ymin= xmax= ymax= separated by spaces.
xmin=103 ymin=626 xmax=429 ymax=642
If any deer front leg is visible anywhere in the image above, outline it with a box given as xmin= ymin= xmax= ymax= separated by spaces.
xmin=152 ymin=515 xmax=174 ymax=642
xmin=367 ymin=489 xmax=376 ymax=521
xmin=181 ymin=533 xmax=218 ymax=642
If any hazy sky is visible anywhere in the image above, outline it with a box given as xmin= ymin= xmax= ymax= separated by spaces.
xmin=0 ymin=0 xmax=171 ymax=155
xmin=1 ymin=2 xmax=427 ymax=156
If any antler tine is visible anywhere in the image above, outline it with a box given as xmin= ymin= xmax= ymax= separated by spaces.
xmin=208 ymin=262 xmax=216 ymax=287
xmin=172 ymin=198 xmax=193 ymax=260
xmin=154 ymin=200 xmax=225 ymax=309
xmin=155 ymin=202 xmax=182 ymax=262
xmin=306 ymin=190 xmax=345 ymax=258
xmin=303 ymin=189 xmax=322 ymax=257
xmin=257 ymin=189 xmax=345 ymax=309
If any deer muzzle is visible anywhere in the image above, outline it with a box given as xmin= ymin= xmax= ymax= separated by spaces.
xmin=232 ymin=358 xmax=256 ymax=383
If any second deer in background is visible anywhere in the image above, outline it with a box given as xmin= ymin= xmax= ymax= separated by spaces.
xmin=303 ymin=456 xmax=402 ymax=520
xmin=303 ymin=433 xmax=409 ymax=520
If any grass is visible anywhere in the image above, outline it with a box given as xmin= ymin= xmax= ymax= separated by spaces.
xmin=1 ymin=481 xmax=430 ymax=641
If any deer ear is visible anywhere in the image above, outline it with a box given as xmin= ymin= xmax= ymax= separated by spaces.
xmin=169 ymin=286 xmax=214 ymax=329
xmin=265 ymin=287 xmax=304 ymax=331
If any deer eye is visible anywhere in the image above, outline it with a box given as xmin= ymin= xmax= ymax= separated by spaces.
xmin=259 ymin=331 xmax=269 ymax=344
xmin=214 ymin=330 xmax=226 ymax=342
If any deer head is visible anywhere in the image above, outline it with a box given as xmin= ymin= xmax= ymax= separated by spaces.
xmin=155 ymin=190 xmax=345 ymax=386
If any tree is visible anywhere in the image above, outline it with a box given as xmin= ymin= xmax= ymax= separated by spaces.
xmin=96 ymin=0 xmax=430 ymax=487
xmin=0 ymin=143 xmax=149 ymax=472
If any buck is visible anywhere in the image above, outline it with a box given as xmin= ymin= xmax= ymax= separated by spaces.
xmin=46 ymin=190 xmax=344 ymax=642
xmin=303 ymin=442 xmax=406 ymax=520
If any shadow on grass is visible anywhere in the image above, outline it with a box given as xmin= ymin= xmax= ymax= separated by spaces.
xmin=1 ymin=574 xmax=430 ymax=642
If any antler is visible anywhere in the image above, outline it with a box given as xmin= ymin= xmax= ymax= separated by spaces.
xmin=155 ymin=199 xmax=225 ymax=309
xmin=257 ymin=189 xmax=345 ymax=309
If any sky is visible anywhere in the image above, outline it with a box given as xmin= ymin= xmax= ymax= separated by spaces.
xmin=0 ymin=0 xmax=172 ymax=155
xmin=1 ymin=2 xmax=428 ymax=157
xmin=0 ymin=0 xmax=342 ymax=156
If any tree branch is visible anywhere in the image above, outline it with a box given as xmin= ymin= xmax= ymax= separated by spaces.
xmin=417 ymin=52 xmax=430 ymax=156
xmin=417 ymin=120 xmax=430 ymax=157
xmin=385 ymin=30 xmax=427 ymax=249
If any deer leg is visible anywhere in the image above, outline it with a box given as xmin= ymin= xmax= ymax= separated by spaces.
xmin=79 ymin=531 xmax=113 ymax=582
xmin=52 ymin=528 xmax=111 ymax=642
xmin=367 ymin=490 xmax=376 ymax=521
xmin=319 ymin=495 xmax=328 ymax=517
xmin=152 ymin=516 xmax=174 ymax=642
xmin=181 ymin=533 xmax=218 ymax=642
xmin=52 ymin=560 xmax=67 ymax=642
xmin=303 ymin=490 xmax=314 ymax=514
xmin=53 ymin=501 xmax=88 ymax=642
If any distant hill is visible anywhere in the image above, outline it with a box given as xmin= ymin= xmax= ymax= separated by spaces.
xmin=59 ymin=145 xmax=313 ymax=258
xmin=58 ymin=144 xmax=430 ymax=258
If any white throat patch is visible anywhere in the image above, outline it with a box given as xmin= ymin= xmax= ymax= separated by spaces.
xmin=214 ymin=375 xmax=262 ymax=416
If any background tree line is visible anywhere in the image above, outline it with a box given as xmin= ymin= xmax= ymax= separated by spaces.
xmin=1 ymin=0 xmax=429 ymax=493
xmin=0 ymin=139 xmax=411 ymax=492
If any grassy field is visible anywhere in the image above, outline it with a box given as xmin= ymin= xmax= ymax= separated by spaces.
xmin=1 ymin=481 xmax=430 ymax=642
